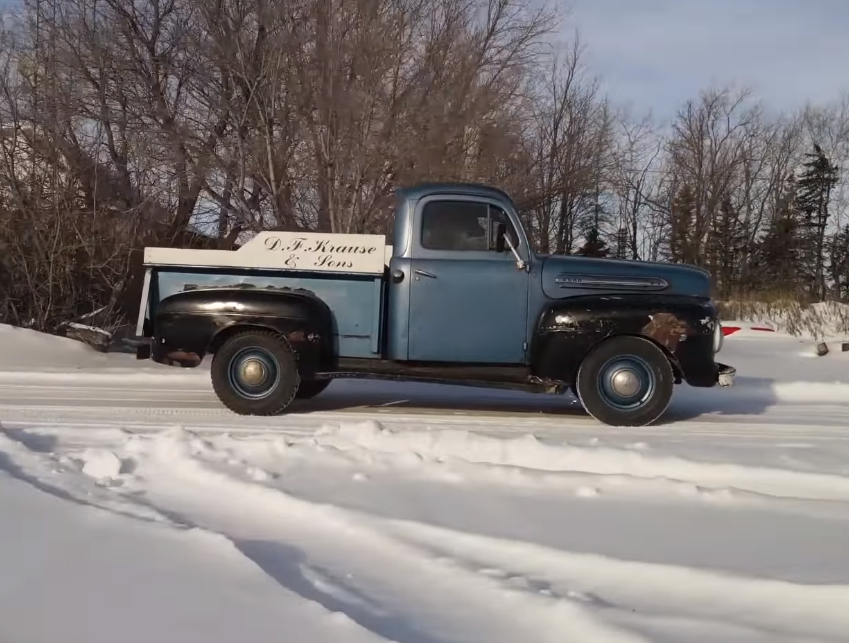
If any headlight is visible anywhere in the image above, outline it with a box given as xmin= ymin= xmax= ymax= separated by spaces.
xmin=713 ymin=322 xmax=723 ymax=353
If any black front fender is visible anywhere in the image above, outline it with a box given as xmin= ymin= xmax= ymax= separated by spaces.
xmin=530 ymin=294 xmax=722 ymax=386
xmin=151 ymin=286 xmax=335 ymax=373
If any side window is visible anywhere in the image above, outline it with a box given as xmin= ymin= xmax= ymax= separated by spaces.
xmin=421 ymin=200 xmax=490 ymax=251
xmin=420 ymin=200 xmax=521 ymax=252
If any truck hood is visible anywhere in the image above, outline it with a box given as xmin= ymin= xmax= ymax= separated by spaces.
xmin=539 ymin=255 xmax=712 ymax=300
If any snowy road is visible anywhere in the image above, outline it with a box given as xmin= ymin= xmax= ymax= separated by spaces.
xmin=2 ymin=322 xmax=849 ymax=643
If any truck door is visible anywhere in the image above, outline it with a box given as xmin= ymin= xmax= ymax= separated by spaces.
xmin=407 ymin=197 xmax=530 ymax=364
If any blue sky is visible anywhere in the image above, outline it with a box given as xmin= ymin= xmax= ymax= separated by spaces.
xmin=565 ymin=0 xmax=849 ymax=120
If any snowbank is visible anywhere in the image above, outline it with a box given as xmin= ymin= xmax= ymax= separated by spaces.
xmin=0 ymin=323 xmax=203 ymax=382
xmin=0 ymin=323 xmax=107 ymax=369
xmin=719 ymin=299 xmax=849 ymax=340
xmin=712 ymin=321 xmax=849 ymax=377
xmin=308 ymin=421 xmax=849 ymax=501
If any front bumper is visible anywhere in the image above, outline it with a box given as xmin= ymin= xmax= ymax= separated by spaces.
xmin=716 ymin=362 xmax=736 ymax=387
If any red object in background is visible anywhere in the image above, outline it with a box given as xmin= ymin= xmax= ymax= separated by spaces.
xmin=721 ymin=325 xmax=776 ymax=336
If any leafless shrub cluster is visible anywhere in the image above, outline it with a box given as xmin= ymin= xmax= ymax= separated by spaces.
xmin=1 ymin=0 xmax=849 ymax=332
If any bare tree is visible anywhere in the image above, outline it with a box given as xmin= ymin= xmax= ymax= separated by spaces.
xmin=662 ymin=86 xmax=760 ymax=268
xmin=4 ymin=0 xmax=849 ymax=332
xmin=610 ymin=109 xmax=663 ymax=260
xmin=519 ymin=34 xmax=614 ymax=253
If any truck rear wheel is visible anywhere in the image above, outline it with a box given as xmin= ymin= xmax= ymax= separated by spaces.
xmin=295 ymin=379 xmax=331 ymax=400
xmin=211 ymin=330 xmax=300 ymax=416
xmin=575 ymin=336 xmax=674 ymax=427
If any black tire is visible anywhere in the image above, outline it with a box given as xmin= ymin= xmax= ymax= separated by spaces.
xmin=211 ymin=329 xmax=300 ymax=416
xmin=575 ymin=336 xmax=674 ymax=427
xmin=294 ymin=379 xmax=332 ymax=400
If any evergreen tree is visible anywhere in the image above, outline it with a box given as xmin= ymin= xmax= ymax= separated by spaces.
xmin=576 ymin=227 xmax=611 ymax=258
xmin=614 ymin=226 xmax=629 ymax=259
xmin=668 ymin=184 xmax=697 ymax=264
xmin=828 ymin=225 xmax=849 ymax=300
xmin=797 ymin=143 xmax=840 ymax=300
xmin=707 ymin=195 xmax=747 ymax=297
xmin=755 ymin=174 xmax=803 ymax=296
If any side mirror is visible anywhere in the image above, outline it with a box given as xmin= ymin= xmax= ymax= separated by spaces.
xmin=494 ymin=222 xmax=507 ymax=252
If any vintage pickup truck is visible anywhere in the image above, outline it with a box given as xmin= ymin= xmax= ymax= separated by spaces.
xmin=135 ymin=182 xmax=735 ymax=426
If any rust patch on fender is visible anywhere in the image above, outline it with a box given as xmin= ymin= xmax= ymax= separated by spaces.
xmin=641 ymin=312 xmax=689 ymax=351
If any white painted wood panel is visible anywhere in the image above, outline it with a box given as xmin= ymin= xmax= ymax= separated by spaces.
xmin=144 ymin=232 xmax=388 ymax=275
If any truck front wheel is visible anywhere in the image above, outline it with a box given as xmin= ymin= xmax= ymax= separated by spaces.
xmin=211 ymin=330 xmax=300 ymax=416
xmin=575 ymin=336 xmax=674 ymax=427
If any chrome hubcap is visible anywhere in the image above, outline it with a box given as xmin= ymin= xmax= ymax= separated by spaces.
xmin=240 ymin=358 xmax=267 ymax=385
xmin=228 ymin=348 xmax=281 ymax=400
xmin=598 ymin=355 xmax=655 ymax=410
xmin=609 ymin=368 xmax=641 ymax=397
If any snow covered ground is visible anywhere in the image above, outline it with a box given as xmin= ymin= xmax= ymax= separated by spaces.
xmin=1 ymin=322 xmax=849 ymax=643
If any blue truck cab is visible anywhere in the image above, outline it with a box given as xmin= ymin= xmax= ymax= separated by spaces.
xmin=135 ymin=182 xmax=735 ymax=426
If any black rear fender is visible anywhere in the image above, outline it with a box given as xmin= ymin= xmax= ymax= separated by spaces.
xmin=152 ymin=287 xmax=335 ymax=374
xmin=531 ymin=294 xmax=720 ymax=386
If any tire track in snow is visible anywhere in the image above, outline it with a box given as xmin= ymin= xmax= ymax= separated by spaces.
xmin=38 ymin=425 xmax=849 ymax=643
xmin=0 ymin=429 xmax=179 ymax=527
xmin=115 ymin=428 xmax=654 ymax=643
xmin=5 ymin=421 xmax=849 ymax=642
xmin=383 ymin=520 xmax=849 ymax=643
xmin=0 ymin=431 xmax=404 ymax=643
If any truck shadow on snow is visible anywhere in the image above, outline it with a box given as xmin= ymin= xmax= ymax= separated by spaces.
xmin=283 ymin=376 xmax=778 ymax=424
xmin=286 ymin=380 xmax=588 ymax=418
xmin=663 ymin=376 xmax=779 ymax=421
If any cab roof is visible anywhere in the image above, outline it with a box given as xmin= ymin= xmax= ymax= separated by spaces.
xmin=395 ymin=182 xmax=514 ymax=204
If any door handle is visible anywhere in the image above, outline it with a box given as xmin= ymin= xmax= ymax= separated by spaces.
xmin=414 ymin=269 xmax=437 ymax=279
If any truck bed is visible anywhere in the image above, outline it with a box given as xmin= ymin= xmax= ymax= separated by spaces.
xmin=141 ymin=231 xmax=391 ymax=359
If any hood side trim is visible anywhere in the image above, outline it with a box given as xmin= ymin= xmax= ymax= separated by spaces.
xmin=555 ymin=273 xmax=669 ymax=291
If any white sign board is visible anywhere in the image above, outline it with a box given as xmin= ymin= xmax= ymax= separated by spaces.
xmin=144 ymin=231 xmax=388 ymax=275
